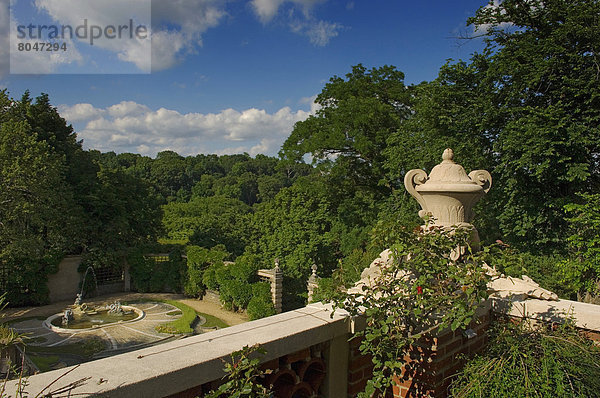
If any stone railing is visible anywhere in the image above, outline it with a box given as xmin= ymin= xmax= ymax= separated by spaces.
xmin=5 ymin=298 xmax=600 ymax=398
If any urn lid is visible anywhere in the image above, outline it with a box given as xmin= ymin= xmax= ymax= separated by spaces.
xmin=416 ymin=149 xmax=488 ymax=193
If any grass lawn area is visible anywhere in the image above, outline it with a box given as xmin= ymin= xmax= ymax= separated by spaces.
xmin=154 ymin=300 xmax=198 ymax=334
xmin=28 ymin=354 xmax=59 ymax=372
xmin=26 ymin=338 xmax=106 ymax=358
xmin=201 ymin=312 xmax=229 ymax=329
xmin=124 ymin=298 xmax=230 ymax=334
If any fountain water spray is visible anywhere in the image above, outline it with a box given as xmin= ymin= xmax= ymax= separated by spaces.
xmin=79 ymin=266 xmax=98 ymax=300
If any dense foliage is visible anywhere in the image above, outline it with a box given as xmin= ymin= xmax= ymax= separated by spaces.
xmin=451 ymin=317 xmax=600 ymax=397
xmin=205 ymin=344 xmax=270 ymax=398
xmin=333 ymin=226 xmax=490 ymax=397
xmin=0 ymin=91 xmax=161 ymax=305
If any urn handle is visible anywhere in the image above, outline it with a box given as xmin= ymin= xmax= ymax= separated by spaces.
xmin=468 ymin=170 xmax=492 ymax=193
xmin=404 ymin=169 xmax=429 ymax=219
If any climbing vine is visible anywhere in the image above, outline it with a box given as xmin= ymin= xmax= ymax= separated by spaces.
xmin=334 ymin=224 xmax=490 ymax=397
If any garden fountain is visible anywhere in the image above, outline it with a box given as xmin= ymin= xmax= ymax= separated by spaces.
xmin=46 ymin=268 xmax=144 ymax=332
xmin=49 ymin=299 xmax=143 ymax=331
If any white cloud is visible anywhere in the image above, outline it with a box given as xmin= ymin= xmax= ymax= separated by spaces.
xmin=299 ymin=95 xmax=320 ymax=114
xmin=250 ymin=0 xmax=284 ymax=23
xmin=149 ymin=30 xmax=188 ymax=71
xmin=305 ymin=20 xmax=342 ymax=46
xmin=107 ymin=101 xmax=150 ymax=118
xmin=58 ymin=103 xmax=105 ymax=122
xmin=59 ymin=100 xmax=319 ymax=156
xmin=473 ymin=0 xmax=514 ymax=34
xmin=34 ymin=0 xmax=151 ymax=71
xmin=0 ymin=0 xmax=9 ymax=78
xmin=250 ymin=0 xmax=342 ymax=46
xmin=8 ymin=14 xmax=83 ymax=74
xmin=27 ymin=0 xmax=228 ymax=72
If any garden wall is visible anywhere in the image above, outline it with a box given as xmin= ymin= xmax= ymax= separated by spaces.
xmin=6 ymin=298 xmax=600 ymax=398
xmin=47 ymin=255 xmax=82 ymax=303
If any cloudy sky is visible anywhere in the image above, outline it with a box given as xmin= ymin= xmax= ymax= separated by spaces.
xmin=1 ymin=0 xmax=487 ymax=157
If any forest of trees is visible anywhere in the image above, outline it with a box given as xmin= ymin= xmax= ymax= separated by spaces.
xmin=1 ymin=0 xmax=598 ymax=312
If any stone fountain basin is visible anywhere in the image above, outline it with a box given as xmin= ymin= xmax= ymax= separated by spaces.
xmin=44 ymin=305 xmax=145 ymax=333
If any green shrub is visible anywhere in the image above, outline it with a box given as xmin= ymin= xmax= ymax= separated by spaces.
xmin=246 ymin=298 xmax=276 ymax=320
xmin=229 ymin=254 xmax=261 ymax=283
xmin=154 ymin=300 xmax=197 ymax=334
xmin=185 ymin=245 xmax=228 ymax=297
xmin=451 ymin=317 xmax=600 ymax=397
xmin=482 ymin=244 xmax=573 ymax=299
xmin=560 ymin=193 xmax=600 ymax=296
xmin=205 ymin=344 xmax=270 ymax=398
xmin=247 ymin=283 xmax=276 ymax=320
xmin=230 ymin=280 xmax=253 ymax=309
xmin=128 ymin=248 xmax=185 ymax=293
xmin=202 ymin=263 xmax=223 ymax=291
xmin=2 ymin=258 xmax=51 ymax=306
xmin=127 ymin=251 xmax=157 ymax=292
xmin=334 ymin=225 xmax=490 ymax=397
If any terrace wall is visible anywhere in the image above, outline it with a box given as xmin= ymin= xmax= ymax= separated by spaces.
xmin=5 ymin=298 xmax=600 ymax=398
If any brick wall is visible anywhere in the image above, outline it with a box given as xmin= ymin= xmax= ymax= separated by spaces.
xmin=391 ymin=313 xmax=489 ymax=398
xmin=347 ymin=336 xmax=374 ymax=397
xmin=345 ymin=313 xmax=490 ymax=398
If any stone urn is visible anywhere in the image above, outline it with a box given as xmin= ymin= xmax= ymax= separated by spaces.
xmin=404 ymin=148 xmax=492 ymax=249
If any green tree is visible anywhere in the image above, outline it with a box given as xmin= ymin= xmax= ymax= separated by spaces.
xmin=244 ymin=180 xmax=338 ymax=309
xmin=0 ymin=119 xmax=72 ymax=304
xmin=162 ymin=196 xmax=251 ymax=256
xmin=281 ymin=64 xmax=412 ymax=193
xmin=560 ymin=193 xmax=600 ymax=296
xmin=468 ymin=0 xmax=600 ymax=251
xmin=185 ymin=245 xmax=229 ymax=297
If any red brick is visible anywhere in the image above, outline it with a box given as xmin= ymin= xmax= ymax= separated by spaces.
xmin=435 ymin=330 xmax=454 ymax=345
xmin=432 ymin=355 xmax=453 ymax=373
xmin=348 ymin=379 xmax=368 ymax=396
xmin=443 ymin=360 xmax=465 ymax=379
xmin=397 ymin=386 xmax=409 ymax=398
xmin=348 ymin=369 xmax=364 ymax=383
xmin=440 ymin=337 xmax=463 ymax=356
xmin=350 ymin=353 xmax=373 ymax=370
xmin=467 ymin=337 xmax=485 ymax=355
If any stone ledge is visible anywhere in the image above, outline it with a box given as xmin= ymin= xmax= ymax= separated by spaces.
xmin=491 ymin=297 xmax=600 ymax=331
xmin=6 ymin=303 xmax=351 ymax=398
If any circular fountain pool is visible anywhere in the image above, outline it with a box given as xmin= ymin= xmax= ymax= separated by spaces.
xmin=44 ymin=305 xmax=145 ymax=332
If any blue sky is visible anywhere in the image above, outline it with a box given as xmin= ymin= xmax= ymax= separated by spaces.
xmin=1 ymin=0 xmax=489 ymax=157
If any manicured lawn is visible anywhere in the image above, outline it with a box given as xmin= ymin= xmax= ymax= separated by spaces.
xmin=154 ymin=300 xmax=198 ymax=334
xmin=123 ymin=298 xmax=230 ymax=334
xmin=28 ymin=354 xmax=59 ymax=372
xmin=200 ymin=312 xmax=229 ymax=329
xmin=27 ymin=338 xmax=106 ymax=357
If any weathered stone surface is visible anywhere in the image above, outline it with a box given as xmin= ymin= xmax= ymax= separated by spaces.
xmin=404 ymin=148 xmax=492 ymax=229
xmin=487 ymin=274 xmax=558 ymax=301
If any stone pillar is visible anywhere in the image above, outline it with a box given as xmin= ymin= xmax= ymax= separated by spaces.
xmin=273 ymin=262 xmax=283 ymax=314
xmin=258 ymin=258 xmax=283 ymax=314
xmin=307 ymin=264 xmax=319 ymax=303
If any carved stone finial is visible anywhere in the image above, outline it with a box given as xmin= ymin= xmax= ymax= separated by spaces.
xmin=403 ymin=148 xmax=492 ymax=251
xmin=311 ymin=264 xmax=317 ymax=277
xmin=442 ymin=148 xmax=454 ymax=163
